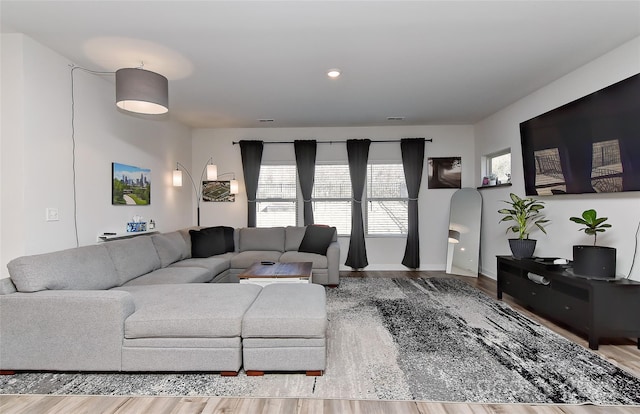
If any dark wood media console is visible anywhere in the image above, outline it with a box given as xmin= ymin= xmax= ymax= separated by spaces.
xmin=496 ymin=256 xmax=640 ymax=350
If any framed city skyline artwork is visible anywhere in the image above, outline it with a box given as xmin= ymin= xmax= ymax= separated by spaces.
xmin=112 ymin=162 xmax=151 ymax=205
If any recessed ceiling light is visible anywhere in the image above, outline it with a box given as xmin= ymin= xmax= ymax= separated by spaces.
xmin=327 ymin=69 xmax=341 ymax=79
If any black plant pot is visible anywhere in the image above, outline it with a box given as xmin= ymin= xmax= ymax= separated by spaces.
xmin=573 ymin=245 xmax=616 ymax=278
xmin=508 ymin=239 xmax=536 ymax=259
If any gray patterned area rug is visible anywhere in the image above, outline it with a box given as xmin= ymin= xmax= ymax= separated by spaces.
xmin=2 ymin=277 xmax=640 ymax=404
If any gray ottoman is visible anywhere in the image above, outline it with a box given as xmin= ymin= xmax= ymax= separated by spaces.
xmin=241 ymin=283 xmax=327 ymax=376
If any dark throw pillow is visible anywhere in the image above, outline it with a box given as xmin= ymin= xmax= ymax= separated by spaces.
xmin=200 ymin=226 xmax=235 ymax=252
xmin=220 ymin=226 xmax=235 ymax=252
xmin=190 ymin=227 xmax=227 ymax=258
xmin=298 ymin=225 xmax=336 ymax=255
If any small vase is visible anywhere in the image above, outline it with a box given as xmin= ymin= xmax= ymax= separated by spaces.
xmin=508 ymin=239 xmax=536 ymax=259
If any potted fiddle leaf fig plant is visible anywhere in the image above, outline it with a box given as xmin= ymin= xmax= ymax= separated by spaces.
xmin=498 ymin=193 xmax=549 ymax=259
xmin=569 ymin=209 xmax=616 ymax=278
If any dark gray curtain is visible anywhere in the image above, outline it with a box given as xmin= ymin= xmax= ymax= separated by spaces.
xmin=401 ymin=138 xmax=425 ymax=269
xmin=294 ymin=140 xmax=317 ymax=226
xmin=345 ymin=139 xmax=370 ymax=269
xmin=239 ymin=140 xmax=264 ymax=227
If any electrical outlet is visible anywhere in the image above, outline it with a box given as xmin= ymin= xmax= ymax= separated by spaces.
xmin=46 ymin=208 xmax=59 ymax=221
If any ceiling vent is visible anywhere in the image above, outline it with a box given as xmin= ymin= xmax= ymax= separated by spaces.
xmin=386 ymin=116 xmax=405 ymax=121
xmin=258 ymin=119 xmax=275 ymax=123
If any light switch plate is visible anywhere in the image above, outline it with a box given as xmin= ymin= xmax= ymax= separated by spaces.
xmin=46 ymin=208 xmax=59 ymax=221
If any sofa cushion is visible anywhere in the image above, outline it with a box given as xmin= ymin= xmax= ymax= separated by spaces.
xmin=285 ymin=226 xmax=307 ymax=251
xmin=279 ymin=251 xmax=328 ymax=268
xmin=177 ymin=228 xmax=195 ymax=258
xmin=105 ymin=236 xmax=162 ymax=286
xmin=298 ymin=225 xmax=336 ymax=255
xmin=117 ymin=284 xmax=262 ymax=339
xmin=230 ymin=251 xmax=283 ymax=269
xmin=242 ymin=284 xmax=327 ymax=338
xmin=169 ymin=255 xmax=232 ymax=276
xmin=120 ymin=266 xmax=213 ymax=286
xmin=7 ymin=245 xmax=119 ymax=292
xmin=190 ymin=228 xmax=227 ymax=258
xmin=239 ymin=227 xmax=285 ymax=252
xmin=151 ymin=232 xmax=189 ymax=267
xmin=0 ymin=277 xmax=17 ymax=295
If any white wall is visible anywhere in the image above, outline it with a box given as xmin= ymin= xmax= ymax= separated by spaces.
xmin=1 ymin=34 xmax=26 ymax=281
xmin=475 ymin=36 xmax=640 ymax=281
xmin=192 ymin=125 xmax=475 ymax=270
xmin=0 ymin=34 xmax=193 ymax=278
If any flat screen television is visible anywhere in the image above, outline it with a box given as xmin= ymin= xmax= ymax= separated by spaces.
xmin=519 ymin=73 xmax=640 ymax=196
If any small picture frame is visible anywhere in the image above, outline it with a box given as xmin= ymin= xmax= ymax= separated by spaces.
xmin=112 ymin=162 xmax=151 ymax=205
xmin=428 ymin=157 xmax=462 ymax=189
xmin=202 ymin=181 xmax=235 ymax=202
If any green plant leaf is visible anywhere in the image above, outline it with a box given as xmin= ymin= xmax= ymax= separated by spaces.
xmin=582 ymin=209 xmax=597 ymax=222
xmin=570 ymin=217 xmax=588 ymax=225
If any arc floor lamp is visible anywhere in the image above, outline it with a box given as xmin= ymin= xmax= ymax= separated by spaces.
xmin=172 ymin=158 xmax=238 ymax=225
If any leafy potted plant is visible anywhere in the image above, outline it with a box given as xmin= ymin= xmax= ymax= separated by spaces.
xmin=569 ymin=209 xmax=616 ymax=278
xmin=498 ymin=193 xmax=549 ymax=259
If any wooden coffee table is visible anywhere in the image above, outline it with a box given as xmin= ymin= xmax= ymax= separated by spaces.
xmin=239 ymin=262 xmax=313 ymax=285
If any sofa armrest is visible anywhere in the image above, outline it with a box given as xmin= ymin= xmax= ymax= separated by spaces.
xmin=0 ymin=290 xmax=135 ymax=371
xmin=326 ymin=241 xmax=340 ymax=286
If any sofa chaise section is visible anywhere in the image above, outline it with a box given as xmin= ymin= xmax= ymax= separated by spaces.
xmin=115 ymin=283 xmax=262 ymax=373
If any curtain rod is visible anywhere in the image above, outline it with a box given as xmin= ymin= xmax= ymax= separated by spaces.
xmin=232 ymin=138 xmax=432 ymax=145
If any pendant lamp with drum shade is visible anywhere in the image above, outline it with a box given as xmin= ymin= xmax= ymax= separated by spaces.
xmin=115 ymin=68 xmax=168 ymax=115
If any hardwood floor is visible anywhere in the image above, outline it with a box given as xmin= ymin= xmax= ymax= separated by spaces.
xmin=2 ymin=271 xmax=638 ymax=414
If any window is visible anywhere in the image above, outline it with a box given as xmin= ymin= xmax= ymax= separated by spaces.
xmin=487 ymin=149 xmax=511 ymax=183
xmin=312 ymin=164 xmax=352 ymax=235
xmin=255 ymin=165 xmax=297 ymax=227
xmin=311 ymin=163 xmax=408 ymax=236
xmin=366 ymin=164 xmax=408 ymax=235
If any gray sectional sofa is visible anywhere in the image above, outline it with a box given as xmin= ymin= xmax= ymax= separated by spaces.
xmin=0 ymin=226 xmax=336 ymax=374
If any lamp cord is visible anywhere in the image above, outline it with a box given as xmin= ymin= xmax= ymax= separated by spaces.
xmin=627 ymin=220 xmax=640 ymax=279
xmin=70 ymin=65 xmax=114 ymax=247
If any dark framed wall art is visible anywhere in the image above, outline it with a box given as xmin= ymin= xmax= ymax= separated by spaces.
xmin=428 ymin=157 xmax=462 ymax=189
xmin=202 ymin=181 xmax=235 ymax=202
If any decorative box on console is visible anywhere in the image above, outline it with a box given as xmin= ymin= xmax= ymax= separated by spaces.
xmin=127 ymin=222 xmax=147 ymax=232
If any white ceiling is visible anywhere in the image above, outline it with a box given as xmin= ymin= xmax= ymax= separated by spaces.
xmin=2 ymin=1 xmax=639 ymax=129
